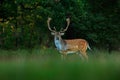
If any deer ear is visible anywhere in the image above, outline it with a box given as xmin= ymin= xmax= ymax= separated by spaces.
xmin=60 ymin=32 xmax=64 ymax=35
xmin=51 ymin=32 xmax=55 ymax=35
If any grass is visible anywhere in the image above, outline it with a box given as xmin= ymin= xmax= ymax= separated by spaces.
xmin=0 ymin=48 xmax=120 ymax=80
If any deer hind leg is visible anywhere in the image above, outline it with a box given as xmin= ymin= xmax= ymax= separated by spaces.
xmin=79 ymin=50 xmax=88 ymax=61
xmin=78 ymin=53 xmax=84 ymax=60
xmin=78 ymin=44 xmax=88 ymax=60
xmin=82 ymin=52 xmax=88 ymax=60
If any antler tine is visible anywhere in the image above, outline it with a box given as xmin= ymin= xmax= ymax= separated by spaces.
xmin=60 ymin=18 xmax=70 ymax=32
xmin=53 ymin=26 xmax=57 ymax=31
xmin=47 ymin=17 xmax=56 ymax=32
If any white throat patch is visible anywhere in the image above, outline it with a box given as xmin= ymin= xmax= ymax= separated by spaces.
xmin=55 ymin=39 xmax=62 ymax=50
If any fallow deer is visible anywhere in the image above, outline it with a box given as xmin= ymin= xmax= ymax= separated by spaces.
xmin=47 ymin=17 xmax=91 ymax=60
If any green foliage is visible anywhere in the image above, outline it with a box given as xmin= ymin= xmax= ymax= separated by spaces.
xmin=0 ymin=0 xmax=119 ymax=50
xmin=0 ymin=48 xmax=120 ymax=80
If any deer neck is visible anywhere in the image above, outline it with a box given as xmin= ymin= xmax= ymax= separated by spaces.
xmin=54 ymin=36 xmax=66 ymax=51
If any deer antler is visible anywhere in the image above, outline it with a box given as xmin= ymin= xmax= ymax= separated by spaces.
xmin=60 ymin=18 xmax=70 ymax=32
xmin=47 ymin=17 xmax=56 ymax=32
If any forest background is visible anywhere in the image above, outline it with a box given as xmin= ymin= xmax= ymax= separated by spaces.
xmin=0 ymin=0 xmax=120 ymax=53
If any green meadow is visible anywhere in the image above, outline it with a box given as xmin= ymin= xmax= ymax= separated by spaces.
xmin=0 ymin=48 xmax=120 ymax=80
